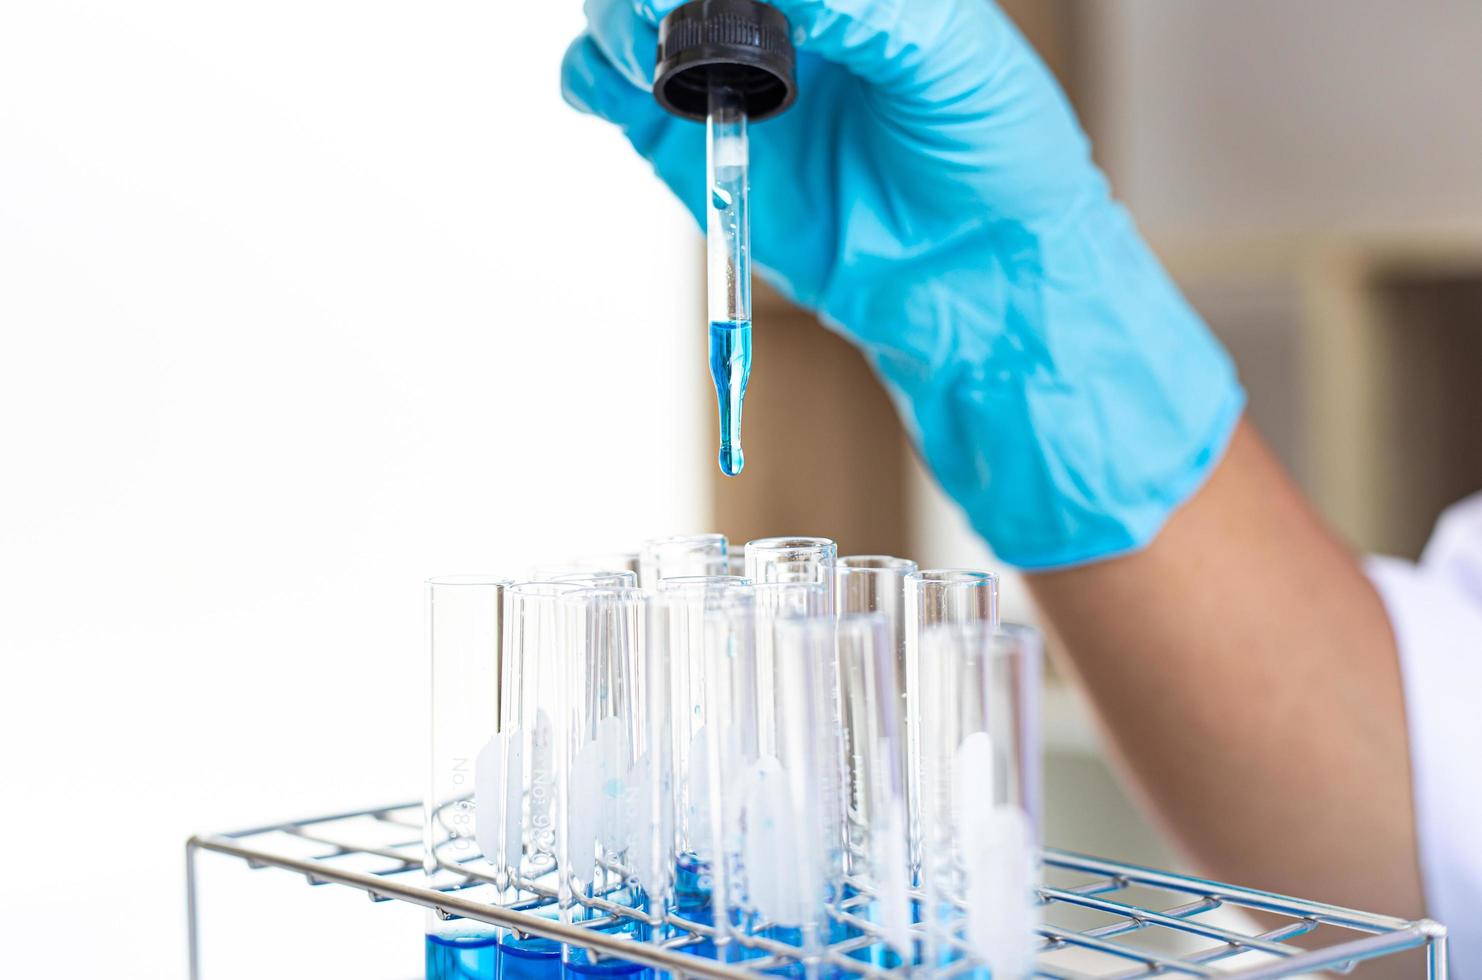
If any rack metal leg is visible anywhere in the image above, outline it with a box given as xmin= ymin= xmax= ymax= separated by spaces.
xmin=186 ymin=838 xmax=202 ymax=980
xmin=1429 ymin=931 xmax=1449 ymax=980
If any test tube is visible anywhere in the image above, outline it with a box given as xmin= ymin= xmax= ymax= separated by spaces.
xmin=903 ymin=569 xmax=1000 ymax=881
xmin=485 ymin=581 xmax=584 ymax=977
xmin=906 ymin=569 xmax=1000 ymax=632
xmin=638 ymin=533 xmax=729 ymax=588
xmin=425 ymin=576 xmax=509 ymax=975
xmin=707 ymin=85 xmax=752 ymax=477
xmin=837 ymin=556 xmax=917 ymax=845
xmin=751 ymin=580 xmax=832 ymax=775
xmin=837 ymin=556 xmax=918 ymax=618
xmin=662 ymin=575 xmax=750 ymax=590
xmin=749 ymin=549 xmax=842 ymax=861
xmin=528 ymin=554 xmax=642 ymax=580
xmin=836 ymin=614 xmax=914 ymax=963
xmin=654 ymin=576 xmax=751 ymax=914
xmin=637 ymin=594 xmax=678 ymax=928
xmin=751 ymin=581 xmax=848 ymax=928
xmin=917 ymin=624 xmax=1042 ymax=978
xmin=733 ymin=615 xmax=846 ymax=960
xmin=745 ymin=536 xmax=838 ymax=612
xmin=545 ymin=571 xmax=638 ymax=588
xmin=558 ymin=587 xmax=658 ymax=978
xmin=696 ymin=586 xmax=759 ymax=965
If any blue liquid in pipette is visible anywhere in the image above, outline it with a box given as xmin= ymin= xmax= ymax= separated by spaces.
xmin=709 ymin=319 xmax=752 ymax=477
xmin=426 ymin=932 xmax=499 ymax=980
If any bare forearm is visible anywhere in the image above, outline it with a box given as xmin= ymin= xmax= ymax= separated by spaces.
xmin=1026 ymin=418 xmax=1423 ymax=918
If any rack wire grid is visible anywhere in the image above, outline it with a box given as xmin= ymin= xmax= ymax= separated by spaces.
xmin=186 ymin=802 xmax=1447 ymax=980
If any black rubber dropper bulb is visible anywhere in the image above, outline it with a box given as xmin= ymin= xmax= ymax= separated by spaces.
xmin=653 ymin=0 xmax=798 ymax=123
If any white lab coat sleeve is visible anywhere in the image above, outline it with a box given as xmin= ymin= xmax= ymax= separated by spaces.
xmin=1366 ymin=492 xmax=1482 ymax=978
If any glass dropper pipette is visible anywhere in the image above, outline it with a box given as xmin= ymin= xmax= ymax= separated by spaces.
xmin=652 ymin=0 xmax=797 ymax=479
xmin=707 ymin=85 xmax=752 ymax=477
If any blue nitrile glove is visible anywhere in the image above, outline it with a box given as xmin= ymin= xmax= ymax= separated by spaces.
xmin=561 ymin=0 xmax=1245 ymax=569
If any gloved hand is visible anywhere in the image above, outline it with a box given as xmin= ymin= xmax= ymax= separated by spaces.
xmin=562 ymin=0 xmax=1245 ymax=569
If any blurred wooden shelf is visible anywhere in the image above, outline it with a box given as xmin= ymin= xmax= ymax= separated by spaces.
xmin=1154 ymin=232 xmax=1482 ymax=559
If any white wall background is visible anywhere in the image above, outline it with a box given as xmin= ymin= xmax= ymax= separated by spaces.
xmin=0 ymin=2 xmax=702 ymax=976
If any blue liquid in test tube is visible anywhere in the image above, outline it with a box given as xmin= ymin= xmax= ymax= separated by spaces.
xmin=561 ymin=883 xmax=655 ymax=980
xmin=426 ymin=933 xmax=500 ymax=980
xmin=674 ymin=852 xmax=712 ymax=914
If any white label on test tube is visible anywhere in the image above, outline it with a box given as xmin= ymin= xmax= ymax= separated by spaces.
xmin=743 ymin=754 xmax=808 ymax=926
xmin=955 ymin=732 xmax=996 ymax=961
xmin=569 ymin=737 xmax=600 ymax=886
xmin=593 ymin=715 xmax=629 ymax=855
xmin=875 ymin=738 xmax=914 ymax=956
xmin=570 ymin=715 xmax=631 ymax=888
xmin=627 ymin=752 xmax=661 ymax=900
xmin=954 ymin=731 xmax=1036 ymax=978
xmin=531 ymin=709 xmax=556 ymax=864
xmin=983 ymin=807 xmax=1037 ymax=980
xmin=475 ymin=731 xmax=525 ymax=873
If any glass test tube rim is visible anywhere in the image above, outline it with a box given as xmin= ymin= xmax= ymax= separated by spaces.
xmin=838 ymin=558 xmax=919 ymax=613
xmin=748 ymin=535 xmax=837 ymax=552
xmin=838 ymin=555 xmax=920 ymax=572
xmin=527 ymin=553 xmax=643 ymax=579
xmin=657 ymin=574 xmax=752 ymax=590
xmin=642 ymin=532 xmax=729 ymax=552
xmin=427 ymin=574 xmax=514 ymax=587
xmin=910 ymin=567 xmax=1001 ymax=586
xmin=640 ymin=533 xmax=731 ymax=586
xmin=748 ymin=539 xmax=839 ymax=606
xmin=544 ymin=570 xmax=640 ymax=587
xmin=506 ymin=580 xmax=593 ymax=600
xmin=558 ymin=584 xmax=651 ymax=603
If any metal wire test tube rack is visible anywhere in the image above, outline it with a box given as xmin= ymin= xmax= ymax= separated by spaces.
xmin=186 ymin=802 xmax=1447 ymax=979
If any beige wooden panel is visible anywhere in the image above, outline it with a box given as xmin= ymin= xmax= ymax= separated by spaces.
xmin=998 ymin=0 xmax=1082 ymax=100
xmin=710 ymin=286 xmax=911 ymax=557
xmin=1368 ymin=272 xmax=1482 ymax=558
